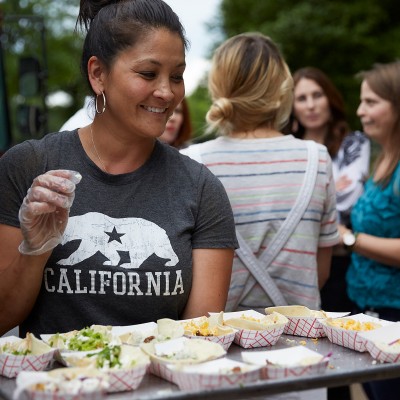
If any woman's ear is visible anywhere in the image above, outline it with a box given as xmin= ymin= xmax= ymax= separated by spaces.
xmin=88 ymin=56 xmax=105 ymax=95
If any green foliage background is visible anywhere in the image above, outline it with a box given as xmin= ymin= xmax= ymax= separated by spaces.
xmin=2 ymin=0 xmax=400 ymax=143
xmin=215 ymin=0 xmax=400 ymax=133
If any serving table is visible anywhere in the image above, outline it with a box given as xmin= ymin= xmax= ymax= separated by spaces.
xmin=1 ymin=334 xmax=400 ymax=400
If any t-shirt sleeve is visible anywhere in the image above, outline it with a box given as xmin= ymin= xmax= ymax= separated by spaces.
xmin=319 ymin=152 xmax=340 ymax=247
xmin=191 ymin=166 xmax=238 ymax=249
xmin=0 ymin=142 xmax=40 ymax=227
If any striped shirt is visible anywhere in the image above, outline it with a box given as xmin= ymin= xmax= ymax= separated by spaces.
xmin=181 ymin=135 xmax=339 ymax=311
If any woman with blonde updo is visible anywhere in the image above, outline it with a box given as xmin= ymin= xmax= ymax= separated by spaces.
xmin=182 ymin=33 xmax=339 ymax=315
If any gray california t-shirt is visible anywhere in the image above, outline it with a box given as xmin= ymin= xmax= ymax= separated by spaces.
xmin=0 ymin=131 xmax=237 ymax=336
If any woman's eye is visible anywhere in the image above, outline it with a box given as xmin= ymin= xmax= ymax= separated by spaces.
xmin=313 ymin=91 xmax=324 ymax=99
xmin=295 ymin=95 xmax=306 ymax=102
xmin=171 ymin=74 xmax=184 ymax=83
xmin=140 ymin=72 xmax=156 ymax=79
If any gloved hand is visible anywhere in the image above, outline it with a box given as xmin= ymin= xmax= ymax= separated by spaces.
xmin=18 ymin=170 xmax=82 ymax=256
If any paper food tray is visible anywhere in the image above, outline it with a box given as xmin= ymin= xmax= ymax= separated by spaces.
xmin=360 ymin=323 xmax=400 ymax=363
xmin=167 ymin=357 xmax=262 ymax=390
xmin=319 ymin=313 xmax=394 ymax=352
xmin=0 ymin=336 xmax=56 ymax=378
xmin=241 ymin=345 xmax=329 ymax=379
xmin=222 ymin=310 xmax=287 ymax=349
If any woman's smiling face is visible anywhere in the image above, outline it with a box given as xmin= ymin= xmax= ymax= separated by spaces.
xmin=357 ymin=80 xmax=396 ymax=146
xmin=101 ymin=28 xmax=186 ymax=140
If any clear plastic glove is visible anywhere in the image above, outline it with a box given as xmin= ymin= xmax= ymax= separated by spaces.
xmin=18 ymin=170 xmax=82 ymax=256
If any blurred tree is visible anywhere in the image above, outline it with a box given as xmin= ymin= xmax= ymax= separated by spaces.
xmin=216 ymin=0 xmax=400 ymax=131
xmin=1 ymin=0 xmax=84 ymax=138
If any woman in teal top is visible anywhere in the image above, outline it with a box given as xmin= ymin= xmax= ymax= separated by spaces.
xmin=340 ymin=61 xmax=400 ymax=400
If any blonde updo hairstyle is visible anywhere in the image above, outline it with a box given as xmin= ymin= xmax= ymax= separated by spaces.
xmin=206 ymin=33 xmax=293 ymax=136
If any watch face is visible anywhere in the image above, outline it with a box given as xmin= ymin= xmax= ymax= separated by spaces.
xmin=343 ymin=232 xmax=356 ymax=247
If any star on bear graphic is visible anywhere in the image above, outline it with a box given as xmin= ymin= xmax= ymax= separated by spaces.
xmin=105 ymin=227 xmax=125 ymax=243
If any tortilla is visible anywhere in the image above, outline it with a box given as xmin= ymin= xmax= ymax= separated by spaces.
xmin=265 ymin=305 xmax=327 ymax=319
xmin=62 ymin=344 xmax=149 ymax=370
xmin=141 ymin=336 xmax=226 ymax=364
xmin=224 ymin=311 xmax=288 ymax=330
xmin=183 ymin=312 xmax=235 ymax=337
xmin=157 ymin=318 xmax=185 ymax=341
xmin=0 ymin=333 xmax=52 ymax=356
xmin=46 ymin=325 xmax=118 ymax=351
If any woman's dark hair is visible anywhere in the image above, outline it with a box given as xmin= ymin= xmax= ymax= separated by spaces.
xmin=290 ymin=67 xmax=350 ymax=158
xmin=77 ymin=0 xmax=188 ymax=92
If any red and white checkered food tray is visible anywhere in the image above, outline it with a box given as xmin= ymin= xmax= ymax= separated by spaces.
xmin=359 ymin=323 xmax=400 ymax=363
xmin=180 ymin=315 xmax=236 ymax=351
xmin=0 ymin=336 xmax=56 ymax=378
xmin=265 ymin=306 xmax=350 ymax=338
xmin=61 ymin=345 xmax=150 ymax=393
xmin=241 ymin=345 xmax=329 ymax=380
xmin=15 ymin=368 xmax=109 ymax=400
xmin=184 ymin=331 xmax=236 ymax=352
xmin=141 ymin=337 xmax=226 ymax=383
xmin=221 ymin=310 xmax=288 ymax=349
xmin=319 ymin=313 xmax=394 ymax=352
xmin=167 ymin=357 xmax=262 ymax=390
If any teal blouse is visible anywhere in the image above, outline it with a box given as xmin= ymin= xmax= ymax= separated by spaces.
xmin=347 ymin=162 xmax=400 ymax=309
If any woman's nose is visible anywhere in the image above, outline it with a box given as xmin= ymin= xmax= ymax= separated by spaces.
xmin=356 ymin=103 xmax=364 ymax=117
xmin=154 ymin=81 xmax=174 ymax=101
xmin=306 ymin=97 xmax=315 ymax=108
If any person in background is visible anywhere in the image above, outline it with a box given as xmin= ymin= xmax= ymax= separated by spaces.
xmin=181 ymin=33 xmax=339 ymax=320
xmin=339 ymin=61 xmax=400 ymax=400
xmin=290 ymin=67 xmax=370 ymax=311
xmin=0 ymin=0 xmax=237 ymax=337
xmin=289 ymin=68 xmax=371 ymax=400
xmin=159 ymin=97 xmax=192 ymax=148
xmin=60 ymin=96 xmax=93 ymax=131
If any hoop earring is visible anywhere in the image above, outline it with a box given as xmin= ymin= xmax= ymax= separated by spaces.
xmin=95 ymin=91 xmax=106 ymax=114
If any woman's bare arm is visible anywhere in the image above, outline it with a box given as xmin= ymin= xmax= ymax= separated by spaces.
xmin=181 ymin=248 xmax=233 ymax=319
xmin=0 ymin=225 xmax=50 ymax=335
xmin=317 ymin=246 xmax=332 ymax=289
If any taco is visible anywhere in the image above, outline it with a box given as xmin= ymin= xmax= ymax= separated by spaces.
xmin=183 ymin=312 xmax=235 ymax=337
xmin=224 ymin=311 xmax=288 ymax=330
xmin=46 ymin=325 xmax=118 ymax=351
xmin=62 ymin=344 xmax=149 ymax=370
xmin=265 ymin=305 xmax=327 ymax=319
xmin=141 ymin=336 xmax=226 ymax=364
xmin=0 ymin=333 xmax=52 ymax=356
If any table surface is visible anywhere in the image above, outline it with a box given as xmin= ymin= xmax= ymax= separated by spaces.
xmin=2 ymin=334 xmax=400 ymax=400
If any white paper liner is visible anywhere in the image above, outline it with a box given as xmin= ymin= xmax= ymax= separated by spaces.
xmin=360 ymin=323 xmax=400 ymax=363
xmin=0 ymin=336 xmax=56 ymax=378
xmin=241 ymin=346 xmax=329 ymax=380
xmin=167 ymin=358 xmax=262 ymax=390
xmin=319 ymin=313 xmax=394 ymax=352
